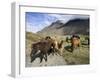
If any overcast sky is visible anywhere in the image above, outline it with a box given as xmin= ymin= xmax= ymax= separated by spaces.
xmin=26 ymin=12 xmax=89 ymax=33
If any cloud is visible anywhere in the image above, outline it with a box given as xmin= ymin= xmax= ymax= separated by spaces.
xmin=48 ymin=14 xmax=89 ymax=23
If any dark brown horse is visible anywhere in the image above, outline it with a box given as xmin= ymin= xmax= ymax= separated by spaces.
xmin=30 ymin=37 xmax=56 ymax=63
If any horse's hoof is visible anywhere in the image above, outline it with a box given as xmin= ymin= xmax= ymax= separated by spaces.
xmin=40 ymin=60 xmax=42 ymax=63
xmin=45 ymin=59 xmax=47 ymax=62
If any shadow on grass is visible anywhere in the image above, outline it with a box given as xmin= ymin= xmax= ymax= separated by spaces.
xmin=81 ymin=42 xmax=89 ymax=48
xmin=81 ymin=43 xmax=88 ymax=45
xmin=64 ymin=45 xmax=72 ymax=52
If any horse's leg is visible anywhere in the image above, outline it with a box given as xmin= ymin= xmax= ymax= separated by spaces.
xmin=43 ymin=51 xmax=48 ymax=62
xmin=54 ymin=48 xmax=59 ymax=55
xmin=51 ymin=48 xmax=55 ymax=56
xmin=30 ymin=51 xmax=37 ymax=63
xmin=40 ymin=53 xmax=44 ymax=63
xmin=30 ymin=56 xmax=36 ymax=63
xmin=48 ymin=48 xmax=53 ymax=55
xmin=30 ymin=49 xmax=37 ymax=63
xmin=78 ymin=44 xmax=80 ymax=47
xmin=30 ymin=49 xmax=37 ymax=57
xmin=44 ymin=53 xmax=47 ymax=62
xmin=71 ymin=45 xmax=74 ymax=53
xmin=43 ymin=52 xmax=48 ymax=66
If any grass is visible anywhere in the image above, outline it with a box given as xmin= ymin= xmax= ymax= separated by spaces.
xmin=56 ymin=35 xmax=90 ymax=65
xmin=26 ymin=32 xmax=90 ymax=65
xmin=26 ymin=32 xmax=43 ymax=42
xmin=62 ymin=47 xmax=89 ymax=65
xmin=62 ymin=35 xmax=89 ymax=65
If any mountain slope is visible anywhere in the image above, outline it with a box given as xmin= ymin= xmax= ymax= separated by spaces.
xmin=37 ymin=19 xmax=89 ymax=35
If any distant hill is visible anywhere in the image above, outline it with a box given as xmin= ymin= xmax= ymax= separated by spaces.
xmin=37 ymin=18 xmax=89 ymax=36
xmin=26 ymin=32 xmax=42 ymax=42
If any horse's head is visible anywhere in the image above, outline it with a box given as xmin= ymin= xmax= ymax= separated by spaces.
xmin=71 ymin=35 xmax=81 ymax=51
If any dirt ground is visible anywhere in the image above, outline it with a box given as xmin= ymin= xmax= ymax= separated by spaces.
xmin=25 ymin=53 xmax=67 ymax=67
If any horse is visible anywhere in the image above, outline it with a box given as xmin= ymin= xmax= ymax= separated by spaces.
xmin=30 ymin=36 xmax=57 ymax=63
xmin=30 ymin=36 xmax=64 ymax=63
xmin=45 ymin=36 xmax=64 ymax=56
xmin=71 ymin=35 xmax=80 ymax=52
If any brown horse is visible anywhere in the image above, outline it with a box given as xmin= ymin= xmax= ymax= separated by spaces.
xmin=30 ymin=36 xmax=64 ymax=63
xmin=30 ymin=36 xmax=57 ymax=63
xmin=71 ymin=35 xmax=80 ymax=52
xmin=46 ymin=36 xmax=64 ymax=56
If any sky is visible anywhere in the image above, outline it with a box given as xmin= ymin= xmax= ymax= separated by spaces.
xmin=26 ymin=12 xmax=89 ymax=33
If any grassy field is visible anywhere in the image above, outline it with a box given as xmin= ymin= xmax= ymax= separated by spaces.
xmin=26 ymin=32 xmax=90 ymax=65
xmin=63 ymin=43 xmax=89 ymax=65
xmin=59 ymin=35 xmax=90 ymax=65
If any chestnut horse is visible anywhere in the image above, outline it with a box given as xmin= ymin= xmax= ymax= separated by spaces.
xmin=71 ymin=35 xmax=80 ymax=52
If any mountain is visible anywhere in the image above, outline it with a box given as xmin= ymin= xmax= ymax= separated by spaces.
xmin=37 ymin=18 xmax=89 ymax=36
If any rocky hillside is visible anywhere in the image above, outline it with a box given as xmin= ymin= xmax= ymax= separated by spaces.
xmin=37 ymin=19 xmax=89 ymax=36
